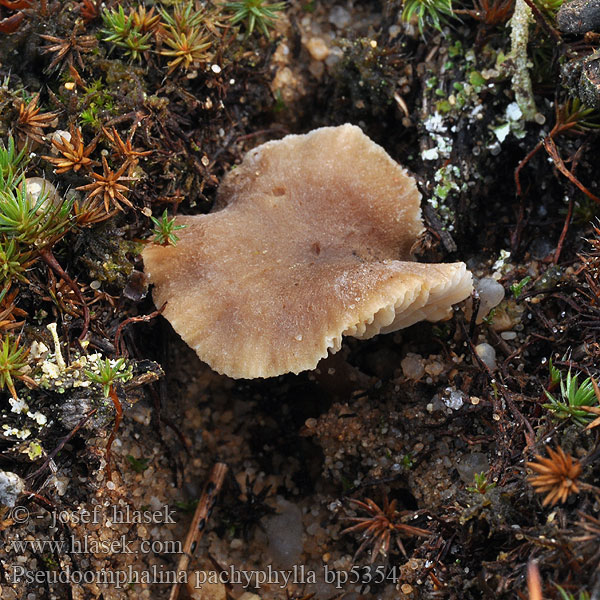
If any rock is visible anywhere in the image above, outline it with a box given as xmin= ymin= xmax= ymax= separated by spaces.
xmin=309 ymin=60 xmax=325 ymax=79
xmin=557 ymin=0 xmax=600 ymax=34
xmin=456 ymin=452 xmax=490 ymax=484
xmin=325 ymin=46 xmax=344 ymax=68
xmin=48 ymin=129 xmax=71 ymax=148
xmin=578 ymin=56 xmax=600 ymax=109
xmin=0 ymin=471 xmax=25 ymax=507
xmin=23 ymin=177 xmax=62 ymax=210
xmin=475 ymin=343 xmax=497 ymax=370
xmin=306 ymin=37 xmax=329 ymax=61
xmin=401 ymin=353 xmax=425 ymax=380
xmin=329 ymin=5 xmax=351 ymax=29
xmin=475 ymin=278 xmax=505 ymax=323
xmin=444 ymin=389 xmax=465 ymax=411
xmin=263 ymin=497 xmax=303 ymax=568
xmin=529 ymin=237 xmax=555 ymax=260
xmin=424 ymin=359 xmax=444 ymax=378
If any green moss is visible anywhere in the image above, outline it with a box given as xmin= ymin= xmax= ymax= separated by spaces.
xmin=330 ymin=38 xmax=397 ymax=118
xmin=77 ymin=228 xmax=143 ymax=289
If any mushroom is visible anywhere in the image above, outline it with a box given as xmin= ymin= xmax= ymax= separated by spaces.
xmin=143 ymin=124 xmax=473 ymax=378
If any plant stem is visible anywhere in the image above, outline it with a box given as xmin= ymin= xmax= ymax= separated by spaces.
xmin=38 ymin=247 xmax=90 ymax=340
xmin=105 ymin=384 xmax=122 ymax=481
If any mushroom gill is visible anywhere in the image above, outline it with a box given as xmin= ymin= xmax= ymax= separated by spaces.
xmin=143 ymin=124 xmax=473 ymax=378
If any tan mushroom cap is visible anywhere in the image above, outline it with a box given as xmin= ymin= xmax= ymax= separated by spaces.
xmin=143 ymin=124 xmax=473 ymax=378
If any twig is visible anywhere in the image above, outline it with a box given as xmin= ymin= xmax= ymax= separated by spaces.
xmin=39 ymin=247 xmax=90 ymax=340
xmin=105 ymin=385 xmax=122 ymax=481
xmin=168 ymin=462 xmax=228 ymax=600
xmin=114 ymin=303 xmax=166 ymax=357
xmin=235 ymin=126 xmax=289 ymax=143
xmin=23 ymin=490 xmax=56 ymax=511
xmin=497 ymin=376 xmax=536 ymax=451
xmin=553 ymin=194 xmax=574 ymax=264
xmin=521 ymin=0 xmax=562 ymax=43
xmin=459 ymin=318 xmax=535 ymax=450
xmin=468 ymin=294 xmax=481 ymax=341
xmin=514 ymin=99 xmax=588 ymax=199
xmin=515 ymin=138 xmax=543 ymax=198
xmin=543 ymin=137 xmax=600 ymax=204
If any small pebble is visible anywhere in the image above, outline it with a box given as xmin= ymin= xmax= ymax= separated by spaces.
xmin=475 ymin=342 xmax=497 ymax=370
xmin=456 ymin=452 xmax=489 ymax=483
xmin=401 ymin=353 xmax=425 ymax=380
xmin=306 ymin=37 xmax=329 ymax=61
xmin=425 ymin=360 xmax=444 ymax=377
xmin=230 ymin=538 xmax=243 ymax=550
xmin=325 ymin=46 xmax=344 ymax=68
xmin=49 ymin=129 xmax=70 ymax=147
xmin=263 ymin=498 xmax=303 ymax=568
xmin=476 ymin=278 xmax=505 ymax=323
xmin=0 ymin=471 xmax=25 ymax=507
xmin=444 ymin=390 xmax=464 ymax=411
xmin=23 ymin=177 xmax=61 ymax=210
xmin=329 ymin=5 xmax=351 ymax=29
xmin=309 ymin=60 xmax=325 ymax=79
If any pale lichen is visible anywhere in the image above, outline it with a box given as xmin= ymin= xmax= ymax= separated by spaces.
xmin=508 ymin=0 xmax=538 ymax=122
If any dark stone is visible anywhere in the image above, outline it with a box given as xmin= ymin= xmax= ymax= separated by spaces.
xmin=557 ymin=0 xmax=600 ymax=34
xmin=579 ymin=57 xmax=600 ymax=109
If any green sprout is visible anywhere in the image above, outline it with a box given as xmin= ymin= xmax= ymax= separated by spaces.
xmin=78 ymin=80 xmax=117 ymax=130
xmin=126 ymin=454 xmax=150 ymax=473
xmin=120 ymin=29 xmax=153 ymax=61
xmin=101 ymin=5 xmax=153 ymax=61
xmin=150 ymin=210 xmax=186 ymax=246
xmin=510 ymin=275 xmax=532 ymax=299
xmin=467 ymin=472 xmax=496 ymax=494
xmin=160 ymin=27 xmax=212 ymax=74
xmin=0 ymin=238 xmax=34 ymax=289
xmin=534 ymin=0 xmax=564 ymax=19
xmin=558 ymin=98 xmax=600 ymax=133
xmin=401 ymin=453 xmax=414 ymax=469
xmin=85 ymin=357 xmax=131 ymax=397
xmin=549 ymin=357 xmax=561 ymax=386
xmin=158 ymin=2 xmax=212 ymax=73
xmin=224 ymin=0 xmax=286 ymax=37
xmin=101 ymin=6 xmax=132 ymax=40
xmin=80 ymin=106 xmax=102 ymax=130
xmin=543 ymin=367 xmax=599 ymax=425
xmin=159 ymin=1 xmax=204 ymax=32
xmin=555 ymin=585 xmax=590 ymax=600
xmin=0 ymin=335 xmax=30 ymax=399
xmin=481 ymin=307 xmax=497 ymax=325
xmin=0 ymin=182 xmax=74 ymax=248
xmin=0 ymin=137 xmax=28 ymax=189
xmin=401 ymin=0 xmax=455 ymax=33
